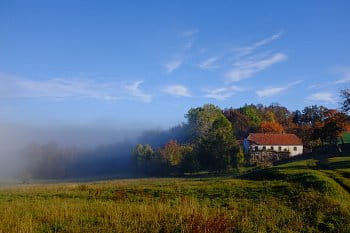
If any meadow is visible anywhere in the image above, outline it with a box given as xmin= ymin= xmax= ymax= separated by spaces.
xmin=0 ymin=155 xmax=350 ymax=233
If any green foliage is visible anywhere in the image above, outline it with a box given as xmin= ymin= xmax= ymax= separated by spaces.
xmin=263 ymin=110 xmax=276 ymax=122
xmin=234 ymin=146 xmax=245 ymax=168
xmin=159 ymin=140 xmax=184 ymax=166
xmin=132 ymin=144 xmax=155 ymax=165
xmin=301 ymin=105 xmax=328 ymax=125
xmin=185 ymin=104 xmax=223 ymax=143
xmin=197 ymin=114 xmax=238 ymax=171
xmin=179 ymin=145 xmax=199 ymax=172
xmin=240 ymin=105 xmax=262 ymax=128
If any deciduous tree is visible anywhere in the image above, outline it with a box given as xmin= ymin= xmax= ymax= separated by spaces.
xmin=258 ymin=121 xmax=284 ymax=133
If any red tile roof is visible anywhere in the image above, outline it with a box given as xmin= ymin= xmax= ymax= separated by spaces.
xmin=247 ymin=133 xmax=303 ymax=145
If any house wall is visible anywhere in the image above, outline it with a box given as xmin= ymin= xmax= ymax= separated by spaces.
xmin=249 ymin=144 xmax=303 ymax=156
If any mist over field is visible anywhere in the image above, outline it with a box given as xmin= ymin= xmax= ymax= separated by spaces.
xmin=0 ymin=118 xmax=189 ymax=180
xmin=0 ymin=122 xmax=147 ymax=178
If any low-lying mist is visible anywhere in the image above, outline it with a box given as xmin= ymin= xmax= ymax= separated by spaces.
xmin=0 ymin=122 xmax=183 ymax=181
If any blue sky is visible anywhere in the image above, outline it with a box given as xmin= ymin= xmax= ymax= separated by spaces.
xmin=1 ymin=0 xmax=350 ymax=129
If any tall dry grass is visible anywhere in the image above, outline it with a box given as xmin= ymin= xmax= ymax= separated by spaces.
xmin=0 ymin=176 xmax=349 ymax=233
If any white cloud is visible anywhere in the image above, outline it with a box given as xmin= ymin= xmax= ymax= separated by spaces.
xmin=203 ymin=86 xmax=244 ymax=100
xmin=124 ymin=81 xmax=152 ymax=103
xmin=199 ymin=56 xmax=220 ymax=70
xmin=162 ymin=85 xmax=191 ymax=97
xmin=226 ymin=53 xmax=287 ymax=82
xmin=182 ymin=29 xmax=199 ymax=38
xmin=256 ymin=87 xmax=286 ymax=98
xmin=234 ymin=31 xmax=282 ymax=57
xmin=0 ymin=77 xmax=152 ymax=103
xmin=0 ymin=78 xmax=121 ymax=101
xmin=163 ymin=58 xmax=183 ymax=74
xmin=306 ymin=92 xmax=336 ymax=104
xmin=256 ymin=81 xmax=301 ymax=98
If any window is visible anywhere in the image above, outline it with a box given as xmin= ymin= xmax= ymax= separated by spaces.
xmin=262 ymin=146 xmax=266 ymax=150
xmin=294 ymin=147 xmax=297 ymax=151
xmin=254 ymin=146 xmax=258 ymax=151
xmin=278 ymin=146 xmax=282 ymax=151
xmin=270 ymin=146 xmax=274 ymax=150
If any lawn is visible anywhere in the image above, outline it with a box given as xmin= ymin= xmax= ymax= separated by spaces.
xmin=0 ymin=156 xmax=350 ymax=233
xmin=341 ymin=132 xmax=350 ymax=144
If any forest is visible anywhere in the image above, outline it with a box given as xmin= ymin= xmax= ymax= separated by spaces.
xmin=17 ymin=89 xmax=350 ymax=179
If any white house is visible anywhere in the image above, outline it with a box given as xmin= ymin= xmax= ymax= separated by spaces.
xmin=243 ymin=133 xmax=303 ymax=157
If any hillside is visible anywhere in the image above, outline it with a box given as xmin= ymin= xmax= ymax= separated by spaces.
xmin=0 ymin=154 xmax=349 ymax=233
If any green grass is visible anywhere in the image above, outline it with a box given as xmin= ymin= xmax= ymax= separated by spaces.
xmin=341 ymin=132 xmax=350 ymax=144
xmin=0 ymin=156 xmax=350 ymax=233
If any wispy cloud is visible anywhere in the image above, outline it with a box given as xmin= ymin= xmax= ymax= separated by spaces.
xmin=162 ymin=85 xmax=191 ymax=97
xmin=182 ymin=29 xmax=199 ymax=49
xmin=163 ymin=29 xmax=199 ymax=74
xmin=256 ymin=81 xmax=301 ymax=98
xmin=0 ymin=78 xmax=121 ymax=101
xmin=234 ymin=31 xmax=283 ymax=57
xmin=308 ymin=67 xmax=350 ymax=89
xmin=199 ymin=56 xmax=220 ymax=70
xmin=124 ymin=81 xmax=152 ymax=103
xmin=334 ymin=68 xmax=350 ymax=84
xmin=163 ymin=59 xmax=183 ymax=74
xmin=306 ymin=92 xmax=336 ymax=104
xmin=203 ymin=86 xmax=244 ymax=100
xmin=0 ymin=76 xmax=152 ymax=103
xmin=226 ymin=53 xmax=287 ymax=82
xmin=182 ymin=29 xmax=199 ymax=38
xmin=256 ymin=87 xmax=286 ymax=98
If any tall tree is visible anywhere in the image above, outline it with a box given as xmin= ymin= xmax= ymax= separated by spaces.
xmin=240 ymin=105 xmax=262 ymax=129
xmin=301 ymin=105 xmax=328 ymax=125
xmin=267 ymin=103 xmax=290 ymax=126
xmin=185 ymin=104 xmax=223 ymax=143
xmin=223 ymin=108 xmax=250 ymax=139
xmin=197 ymin=115 xmax=239 ymax=171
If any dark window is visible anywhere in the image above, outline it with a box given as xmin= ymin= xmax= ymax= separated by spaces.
xmin=279 ymin=146 xmax=282 ymax=151
xmin=262 ymin=146 xmax=266 ymax=150
xmin=254 ymin=146 xmax=258 ymax=151
xmin=294 ymin=146 xmax=297 ymax=151
xmin=270 ymin=146 xmax=274 ymax=150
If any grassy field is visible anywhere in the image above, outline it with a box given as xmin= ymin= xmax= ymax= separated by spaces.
xmin=0 ymin=155 xmax=350 ymax=233
xmin=341 ymin=132 xmax=350 ymax=144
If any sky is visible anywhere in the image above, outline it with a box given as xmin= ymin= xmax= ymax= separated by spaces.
xmin=0 ymin=0 xmax=350 ymax=137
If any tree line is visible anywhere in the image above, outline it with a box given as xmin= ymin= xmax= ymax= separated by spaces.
xmin=16 ymin=89 xmax=350 ymax=179
xmin=133 ymin=89 xmax=350 ymax=175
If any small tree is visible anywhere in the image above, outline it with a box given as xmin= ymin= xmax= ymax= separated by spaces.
xmin=160 ymin=140 xmax=183 ymax=167
xmin=233 ymin=146 xmax=245 ymax=168
xmin=341 ymin=89 xmax=350 ymax=113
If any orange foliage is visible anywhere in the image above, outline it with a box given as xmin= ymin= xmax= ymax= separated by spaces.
xmin=259 ymin=121 xmax=284 ymax=133
xmin=344 ymin=123 xmax=350 ymax=132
